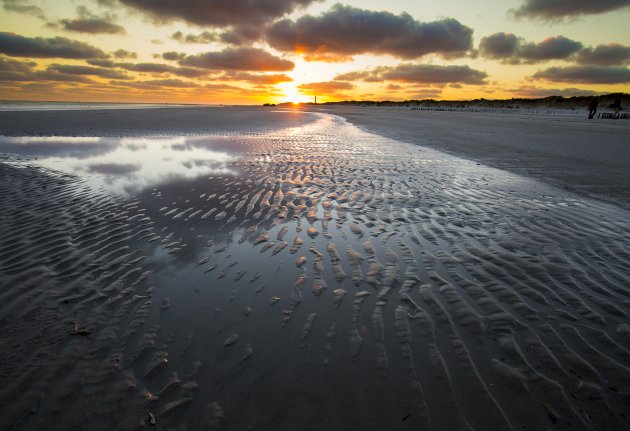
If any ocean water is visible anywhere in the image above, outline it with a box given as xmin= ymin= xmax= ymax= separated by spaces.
xmin=0 ymin=100 xmax=209 ymax=111
xmin=1 ymin=110 xmax=629 ymax=430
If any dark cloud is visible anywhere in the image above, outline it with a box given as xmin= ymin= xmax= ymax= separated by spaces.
xmin=112 ymin=49 xmax=137 ymax=59
xmin=335 ymin=64 xmax=487 ymax=85
xmin=86 ymin=59 xmax=211 ymax=78
xmin=532 ymin=65 xmax=630 ymax=84
xmin=219 ymin=24 xmax=263 ymax=45
xmin=47 ymin=63 xmax=130 ymax=79
xmin=480 ymin=33 xmax=582 ymax=63
xmin=111 ymin=78 xmax=200 ymax=89
xmin=0 ymin=58 xmax=98 ymax=83
xmin=116 ymin=0 xmax=320 ymax=27
xmin=0 ymin=55 xmax=35 ymax=72
xmin=380 ymin=64 xmax=487 ymax=84
xmin=162 ymin=51 xmax=186 ymax=61
xmin=512 ymin=0 xmax=630 ymax=19
xmin=266 ymin=4 xmax=473 ymax=60
xmin=1 ymin=0 xmax=45 ymax=20
xmin=58 ymin=7 xmax=126 ymax=34
xmin=576 ymin=43 xmax=630 ymax=66
xmin=171 ymin=31 xmax=217 ymax=44
xmin=179 ymin=47 xmax=294 ymax=71
xmin=0 ymin=32 xmax=108 ymax=59
xmin=0 ymin=55 xmax=36 ymax=80
xmin=479 ymin=33 xmax=519 ymax=59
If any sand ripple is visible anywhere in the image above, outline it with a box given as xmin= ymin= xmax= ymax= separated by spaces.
xmin=1 ymin=113 xmax=630 ymax=430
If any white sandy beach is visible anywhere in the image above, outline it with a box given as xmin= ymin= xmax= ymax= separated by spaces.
xmin=1 ymin=106 xmax=630 ymax=431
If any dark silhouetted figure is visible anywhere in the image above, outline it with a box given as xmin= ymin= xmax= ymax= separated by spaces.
xmin=588 ymin=96 xmax=599 ymax=119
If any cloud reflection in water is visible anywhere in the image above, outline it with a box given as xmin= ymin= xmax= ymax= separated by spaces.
xmin=0 ymin=135 xmax=235 ymax=195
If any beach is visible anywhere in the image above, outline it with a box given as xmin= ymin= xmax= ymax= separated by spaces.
xmin=1 ymin=106 xmax=630 ymax=431
xmin=314 ymin=105 xmax=630 ymax=210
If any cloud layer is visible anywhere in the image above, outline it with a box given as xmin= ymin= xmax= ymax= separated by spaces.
xmin=0 ymin=32 xmax=108 ymax=58
xmin=513 ymin=0 xmax=630 ymax=19
xmin=266 ymin=4 xmax=473 ymax=60
xmin=179 ymin=47 xmax=294 ymax=71
xmin=335 ymin=64 xmax=487 ymax=85
xmin=57 ymin=7 xmax=126 ymax=35
xmin=576 ymin=44 xmax=630 ymax=66
xmin=532 ymin=66 xmax=630 ymax=84
xmin=117 ymin=0 xmax=320 ymax=27
xmin=480 ymin=33 xmax=583 ymax=63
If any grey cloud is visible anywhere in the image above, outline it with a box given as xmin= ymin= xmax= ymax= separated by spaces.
xmin=576 ymin=43 xmax=630 ymax=66
xmin=0 ymin=65 xmax=98 ymax=83
xmin=179 ymin=47 xmax=294 ymax=71
xmin=532 ymin=65 xmax=630 ymax=84
xmin=219 ymin=24 xmax=263 ymax=45
xmin=171 ymin=31 xmax=217 ymax=44
xmin=86 ymin=59 xmax=210 ymax=78
xmin=266 ymin=4 xmax=473 ymax=60
xmin=0 ymin=32 xmax=108 ymax=59
xmin=86 ymin=59 xmax=116 ymax=67
xmin=336 ymin=64 xmax=487 ymax=85
xmin=512 ymin=0 xmax=630 ymax=19
xmin=47 ymin=63 xmax=130 ymax=79
xmin=1 ymin=0 xmax=45 ymax=20
xmin=110 ymin=78 xmax=200 ymax=89
xmin=0 ymin=56 xmax=35 ymax=72
xmin=162 ymin=51 xmax=186 ymax=61
xmin=116 ymin=0 xmax=321 ymax=27
xmin=380 ymin=64 xmax=487 ymax=84
xmin=480 ymin=33 xmax=582 ymax=63
xmin=55 ymin=6 xmax=125 ymax=35
xmin=0 ymin=56 xmax=36 ymax=81
xmin=112 ymin=49 xmax=137 ymax=59
xmin=479 ymin=33 xmax=518 ymax=59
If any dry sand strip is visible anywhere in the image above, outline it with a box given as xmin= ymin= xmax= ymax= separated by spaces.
xmin=313 ymin=106 xmax=630 ymax=210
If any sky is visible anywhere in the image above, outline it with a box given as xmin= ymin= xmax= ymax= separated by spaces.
xmin=1 ymin=0 xmax=630 ymax=104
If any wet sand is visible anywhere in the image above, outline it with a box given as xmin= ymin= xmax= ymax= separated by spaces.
xmin=0 ymin=106 xmax=315 ymax=137
xmin=1 ymin=108 xmax=630 ymax=430
xmin=314 ymin=106 xmax=630 ymax=210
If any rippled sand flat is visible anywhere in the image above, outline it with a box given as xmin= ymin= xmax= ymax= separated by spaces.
xmin=1 ymin=111 xmax=630 ymax=430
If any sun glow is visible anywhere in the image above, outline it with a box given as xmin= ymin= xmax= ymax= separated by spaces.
xmin=277 ymin=82 xmax=312 ymax=104
xmin=275 ymin=55 xmax=314 ymax=104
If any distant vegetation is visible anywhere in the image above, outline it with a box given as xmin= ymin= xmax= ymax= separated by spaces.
xmin=300 ymin=93 xmax=629 ymax=110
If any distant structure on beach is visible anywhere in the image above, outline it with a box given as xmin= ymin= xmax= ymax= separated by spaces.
xmin=314 ymin=96 xmax=317 ymax=104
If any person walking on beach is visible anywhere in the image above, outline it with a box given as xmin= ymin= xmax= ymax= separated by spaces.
xmin=588 ymin=96 xmax=599 ymax=119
